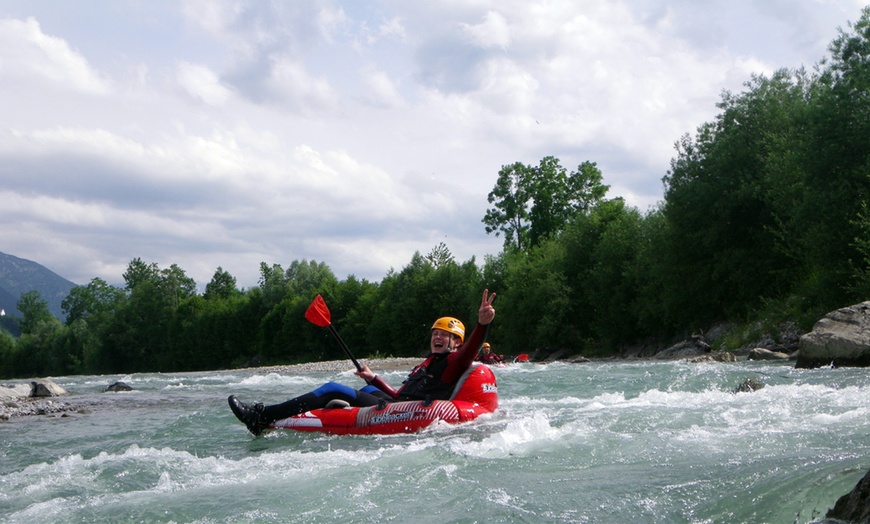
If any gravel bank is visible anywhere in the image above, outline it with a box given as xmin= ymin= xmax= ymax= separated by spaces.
xmin=254 ymin=357 xmax=422 ymax=375
xmin=0 ymin=398 xmax=90 ymax=421
xmin=0 ymin=358 xmax=423 ymax=421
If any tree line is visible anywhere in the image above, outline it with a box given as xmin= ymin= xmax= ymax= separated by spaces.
xmin=2 ymin=7 xmax=870 ymax=378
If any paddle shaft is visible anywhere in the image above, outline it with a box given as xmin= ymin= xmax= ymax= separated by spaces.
xmin=327 ymin=323 xmax=362 ymax=371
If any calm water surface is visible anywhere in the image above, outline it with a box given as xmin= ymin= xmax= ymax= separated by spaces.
xmin=1 ymin=359 xmax=867 ymax=523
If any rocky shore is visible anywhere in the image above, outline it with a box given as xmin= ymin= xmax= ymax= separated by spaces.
xmin=254 ymin=357 xmax=422 ymax=375
xmin=0 ymin=398 xmax=87 ymax=420
xmin=0 ymin=358 xmax=422 ymax=422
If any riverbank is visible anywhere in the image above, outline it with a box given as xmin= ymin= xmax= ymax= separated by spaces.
xmin=0 ymin=357 xmax=424 ymax=421
xmin=0 ymin=397 xmax=87 ymax=420
xmin=252 ymin=357 xmax=422 ymax=374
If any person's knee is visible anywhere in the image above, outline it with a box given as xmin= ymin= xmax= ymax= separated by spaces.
xmin=312 ymin=382 xmax=357 ymax=399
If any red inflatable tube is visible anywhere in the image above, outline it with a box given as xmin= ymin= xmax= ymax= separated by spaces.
xmin=270 ymin=364 xmax=499 ymax=435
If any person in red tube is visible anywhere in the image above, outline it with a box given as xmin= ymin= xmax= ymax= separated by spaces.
xmin=475 ymin=342 xmax=504 ymax=365
xmin=228 ymin=289 xmax=496 ymax=435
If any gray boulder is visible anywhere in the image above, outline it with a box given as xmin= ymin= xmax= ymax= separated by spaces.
xmin=0 ymin=383 xmax=32 ymax=399
xmin=0 ymin=379 xmax=66 ymax=399
xmin=655 ymin=339 xmax=709 ymax=359
xmin=733 ymin=377 xmax=765 ymax=393
xmin=104 ymin=381 xmax=133 ymax=392
xmin=31 ymin=379 xmax=67 ymax=397
xmin=690 ymin=351 xmax=737 ymax=363
xmin=747 ymin=347 xmax=790 ymax=361
xmin=825 ymin=467 xmax=870 ymax=523
xmin=797 ymin=302 xmax=870 ymax=368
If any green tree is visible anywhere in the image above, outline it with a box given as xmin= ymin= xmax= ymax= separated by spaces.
xmin=159 ymin=264 xmax=197 ymax=310
xmin=483 ymin=156 xmax=608 ymax=252
xmin=483 ymin=162 xmax=531 ymax=252
xmin=98 ymin=259 xmax=197 ymax=372
xmin=661 ymin=69 xmax=812 ymax=327
xmin=496 ymin=244 xmax=573 ymax=354
xmin=259 ymin=262 xmax=288 ymax=308
xmin=0 ymin=329 xmax=17 ymax=378
xmin=562 ymin=199 xmax=647 ymax=345
xmin=123 ymin=257 xmax=160 ymax=290
xmin=257 ymin=259 xmax=339 ymax=364
xmin=425 ymin=242 xmax=455 ymax=268
xmin=851 ymin=201 xmax=870 ymax=297
xmin=62 ymin=278 xmax=125 ymax=325
xmin=285 ymin=259 xmax=337 ymax=297
xmin=17 ymin=290 xmax=55 ymax=335
xmin=60 ymin=278 xmax=126 ymax=374
xmin=204 ymin=267 xmax=239 ymax=300
xmin=794 ymin=6 xmax=870 ymax=307
xmin=14 ymin=290 xmax=62 ymax=375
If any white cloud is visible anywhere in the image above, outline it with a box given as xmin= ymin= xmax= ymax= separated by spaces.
xmin=361 ymin=67 xmax=405 ymax=107
xmin=264 ymin=54 xmax=341 ymax=111
xmin=0 ymin=17 xmax=110 ymax=94
xmin=461 ymin=11 xmax=511 ymax=49
xmin=0 ymin=0 xmax=861 ymax=288
xmin=176 ymin=61 xmax=233 ymax=106
xmin=316 ymin=4 xmax=352 ymax=43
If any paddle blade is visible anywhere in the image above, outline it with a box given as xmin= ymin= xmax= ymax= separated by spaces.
xmin=305 ymin=294 xmax=332 ymax=327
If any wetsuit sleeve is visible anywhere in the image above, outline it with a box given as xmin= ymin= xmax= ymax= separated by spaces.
xmin=368 ymin=375 xmax=400 ymax=399
xmin=442 ymin=322 xmax=490 ymax=384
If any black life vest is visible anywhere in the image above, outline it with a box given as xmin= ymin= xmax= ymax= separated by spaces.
xmin=398 ymin=352 xmax=454 ymax=401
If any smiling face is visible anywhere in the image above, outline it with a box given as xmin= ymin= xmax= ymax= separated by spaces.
xmin=430 ymin=328 xmax=457 ymax=354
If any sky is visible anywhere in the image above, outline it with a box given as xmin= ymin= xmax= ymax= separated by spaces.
xmin=0 ymin=0 xmax=865 ymax=290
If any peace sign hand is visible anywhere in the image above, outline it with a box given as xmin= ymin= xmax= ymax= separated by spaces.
xmin=478 ymin=289 xmax=496 ymax=325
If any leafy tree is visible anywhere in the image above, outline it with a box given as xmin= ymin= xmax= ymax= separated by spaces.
xmin=123 ymin=257 xmax=160 ymax=290
xmin=496 ymin=244 xmax=573 ymax=354
xmin=12 ymin=290 xmax=62 ymax=375
xmin=204 ymin=267 xmax=239 ymax=300
xmin=794 ymin=6 xmax=870 ymax=307
xmin=851 ymin=201 xmax=870 ymax=297
xmin=0 ymin=329 xmax=17 ymax=378
xmin=159 ymin=264 xmax=197 ymax=310
xmin=285 ymin=259 xmax=337 ymax=297
xmin=483 ymin=156 xmax=608 ymax=252
xmin=257 ymin=259 xmax=339 ymax=364
xmin=332 ymin=275 xmax=380 ymax=357
xmin=483 ymin=162 xmax=531 ymax=252
xmin=425 ymin=242 xmax=455 ymax=268
xmin=62 ymin=278 xmax=125 ymax=325
xmin=259 ymin=262 xmax=288 ymax=308
xmin=661 ymin=69 xmax=812 ymax=326
xmin=562 ymin=199 xmax=647 ymax=345
xmin=59 ymin=278 xmax=125 ymax=374
xmin=17 ymin=290 xmax=55 ymax=335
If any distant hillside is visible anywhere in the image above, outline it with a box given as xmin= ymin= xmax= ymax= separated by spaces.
xmin=0 ymin=252 xmax=78 ymax=321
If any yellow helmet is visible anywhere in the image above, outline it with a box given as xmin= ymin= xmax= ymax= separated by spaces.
xmin=483 ymin=342 xmax=491 ymax=349
xmin=431 ymin=317 xmax=465 ymax=343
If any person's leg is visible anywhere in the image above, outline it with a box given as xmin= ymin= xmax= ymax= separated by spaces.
xmin=260 ymin=382 xmax=361 ymax=421
xmin=360 ymin=385 xmax=392 ymax=400
xmin=229 ymin=382 xmax=390 ymax=435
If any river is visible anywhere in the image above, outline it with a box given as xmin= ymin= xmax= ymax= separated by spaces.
xmin=1 ymin=359 xmax=867 ymax=523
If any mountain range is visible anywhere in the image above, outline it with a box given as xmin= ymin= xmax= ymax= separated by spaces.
xmin=0 ymin=251 xmax=78 ymax=321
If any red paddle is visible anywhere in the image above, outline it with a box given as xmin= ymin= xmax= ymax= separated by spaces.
xmin=305 ymin=294 xmax=362 ymax=371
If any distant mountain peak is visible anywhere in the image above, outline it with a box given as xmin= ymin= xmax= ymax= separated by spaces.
xmin=0 ymin=252 xmax=77 ymax=320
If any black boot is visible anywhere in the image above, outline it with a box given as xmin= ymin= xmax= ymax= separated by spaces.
xmin=228 ymin=395 xmax=266 ymax=435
